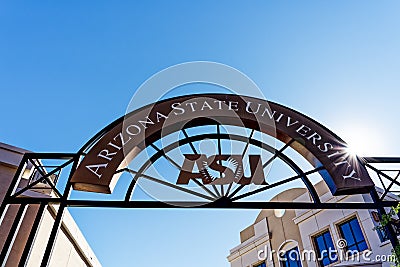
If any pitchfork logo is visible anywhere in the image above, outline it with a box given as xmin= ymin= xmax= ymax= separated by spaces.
xmin=177 ymin=154 xmax=267 ymax=185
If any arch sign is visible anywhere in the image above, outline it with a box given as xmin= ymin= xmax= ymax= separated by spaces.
xmin=2 ymin=62 xmax=399 ymax=267
xmin=71 ymin=93 xmax=374 ymax=196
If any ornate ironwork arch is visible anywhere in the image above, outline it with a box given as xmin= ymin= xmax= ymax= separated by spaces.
xmin=0 ymin=94 xmax=399 ymax=266
xmin=70 ymin=94 xmax=374 ymax=196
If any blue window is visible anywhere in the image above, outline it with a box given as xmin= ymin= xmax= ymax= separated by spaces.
xmin=281 ymin=247 xmax=302 ymax=267
xmin=338 ymin=217 xmax=368 ymax=252
xmin=376 ymin=227 xmax=389 ymax=243
xmin=254 ymin=262 xmax=266 ymax=267
xmin=371 ymin=211 xmax=389 ymax=242
xmin=313 ymin=230 xmax=338 ymax=266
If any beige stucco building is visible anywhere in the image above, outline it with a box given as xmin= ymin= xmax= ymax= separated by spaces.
xmin=0 ymin=142 xmax=101 ymax=266
xmin=228 ymin=181 xmax=398 ymax=267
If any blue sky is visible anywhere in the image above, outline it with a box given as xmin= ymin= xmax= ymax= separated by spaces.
xmin=1 ymin=1 xmax=400 ymax=266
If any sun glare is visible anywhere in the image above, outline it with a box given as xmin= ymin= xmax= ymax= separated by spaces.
xmin=343 ymin=127 xmax=382 ymax=157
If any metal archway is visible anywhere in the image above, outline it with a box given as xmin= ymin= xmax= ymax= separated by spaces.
xmin=0 ymin=94 xmax=399 ymax=266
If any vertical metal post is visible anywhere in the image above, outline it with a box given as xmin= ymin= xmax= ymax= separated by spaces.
xmin=0 ymin=204 xmax=10 ymax=232
xmin=39 ymin=155 xmax=78 ymax=267
xmin=0 ymin=156 xmax=27 ymax=226
xmin=370 ymin=188 xmax=399 ymax=251
xmin=18 ymin=203 xmax=46 ymax=267
xmin=0 ymin=204 xmax=28 ymax=267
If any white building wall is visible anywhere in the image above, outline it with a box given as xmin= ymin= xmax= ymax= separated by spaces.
xmin=228 ymin=184 xmax=396 ymax=267
xmin=25 ymin=206 xmax=101 ymax=267
xmin=0 ymin=142 xmax=101 ymax=267
xmin=228 ymin=219 xmax=273 ymax=267
xmin=294 ymin=190 xmax=393 ymax=267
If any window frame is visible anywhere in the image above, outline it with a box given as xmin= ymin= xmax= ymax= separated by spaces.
xmin=371 ymin=211 xmax=389 ymax=243
xmin=311 ymin=227 xmax=338 ymax=267
xmin=280 ymin=246 xmax=302 ymax=267
xmin=253 ymin=261 xmax=266 ymax=267
xmin=335 ymin=214 xmax=370 ymax=254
